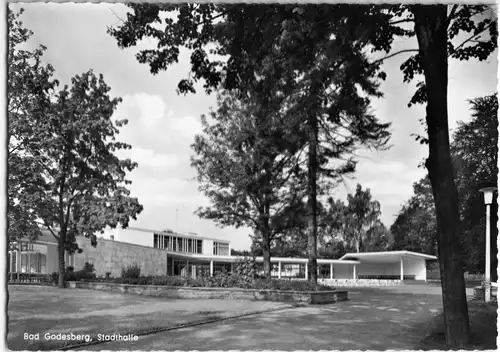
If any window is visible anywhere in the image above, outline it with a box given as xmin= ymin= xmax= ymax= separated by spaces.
xmin=153 ymin=234 xmax=159 ymax=248
xmin=188 ymin=239 xmax=193 ymax=253
xmin=197 ymin=240 xmax=203 ymax=254
xmin=213 ymin=242 xmax=229 ymax=256
xmin=177 ymin=237 xmax=183 ymax=252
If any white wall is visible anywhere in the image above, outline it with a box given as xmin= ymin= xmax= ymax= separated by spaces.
xmin=333 ymin=263 xmax=354 ymax=279
xmin=357 ymin=262 xmax=400 ymax=276
xmin=115 ymin=228 xmax=153 ymax=247
xmin=46 ymin=245 xmax=59 ymax=273
xmin=203 ymin=239 xmax=214 ymax=256
xmin=402 ymin=257 xmax=427 ymax=280
xmin=355 ymin=257 xmax=427 ymax=280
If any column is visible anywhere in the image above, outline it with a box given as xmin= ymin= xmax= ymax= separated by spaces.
xmin=16 ymin=249 xmax=20 ymax=280
xmin=353 ymin=264 xmax=357 ymax=279
xmin=400 ymin=256 xmax=404 ymax=281
xmin=28 ymin=252 xmax=31 ymax=276
xmin=210 ymin=260 xmax=214 ymax=277
xmin=186 ymin=260 xmax=190 ymax=277
xmin=330 ymin=263 xmax=334 ymax=279
xmin=230 ymin=262 xmax=234 ymax=274
xmin=305 ymin=263 xmax=308 ymax=280
xmin=9 ymin=252 xmax=13 ymax=273
xmin=278 ymin=261 xmax=281 ymax=279
xmin=485 ymin=204 xmax=491 ymax=302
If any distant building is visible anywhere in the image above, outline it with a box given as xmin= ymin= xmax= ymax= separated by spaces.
xmin=8 ymin=226 xmax=437 ymax=282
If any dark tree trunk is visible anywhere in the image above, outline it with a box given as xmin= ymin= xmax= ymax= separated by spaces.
xmin=258 ymin=214 xmax=272 ymax=278
xmin=307 ymin=109 xmax=318 ymax=283
xmin=413 ymin=5 xmax=470 ymax=348
xmin=58 ymin=227 xmax=66 ymax=288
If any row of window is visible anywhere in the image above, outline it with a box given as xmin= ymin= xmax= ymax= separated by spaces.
xmin=153 ymin=234 xmax=203 ymax=254
xmin=213 ymin=241 xmax=229 ymax=256
xmin=8 ymin=252 xmax=47 ymax=274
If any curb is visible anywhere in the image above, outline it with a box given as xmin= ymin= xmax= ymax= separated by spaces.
xmin=57 ymin=304 xmax=300 ymax=351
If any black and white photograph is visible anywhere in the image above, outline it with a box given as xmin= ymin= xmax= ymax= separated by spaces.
xmin=5 ymin=2 xmax=498 ymax=351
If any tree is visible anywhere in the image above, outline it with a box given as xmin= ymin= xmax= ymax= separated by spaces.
xmin=108 ymin=4 xmax=391 ymax=283
xmin=191 ymin=89 xmax=307 ymax=277
xmin=368 ymin=5 xmax=497 ymax=346
xmin=12 ymin=70 xmax=143 ymax=288
xmin=344 ymin=184 xmax=383 ymax=253
xmin=452 ymin=94 xmax=498 ymax=279
xmin=391 ymin=176 xmax=438 ymax=255
xmin=7 ymin=8 xmax=59 ymax=246
xmin=393 ymin=94 xmax=498 ymax=274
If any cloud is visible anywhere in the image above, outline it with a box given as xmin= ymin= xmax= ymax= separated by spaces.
xmin=121 ymin=93 xmax=166 ymax=128
xmin=128 ymin=176 xmax=207 ymax=208
xmin=118 ymin=147 xmax=180 ymax=169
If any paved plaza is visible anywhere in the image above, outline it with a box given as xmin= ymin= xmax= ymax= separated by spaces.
xmin=8 ymin=284 xmax=476 ymax=351
xmin=79 ymin=285 xmax=470 ymax=351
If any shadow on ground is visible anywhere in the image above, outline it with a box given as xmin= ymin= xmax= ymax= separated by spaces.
xmin=80 ymin=285 xmax=450 ymax=351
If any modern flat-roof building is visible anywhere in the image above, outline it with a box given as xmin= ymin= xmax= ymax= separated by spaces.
xmin=8 ymin=226 xmax=437 ymax=282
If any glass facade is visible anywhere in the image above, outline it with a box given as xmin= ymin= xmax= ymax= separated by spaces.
xmin=153 ymin=233 xmax=203 ymax=254
xmin=213 ymin=241 xmax=229 ymax=256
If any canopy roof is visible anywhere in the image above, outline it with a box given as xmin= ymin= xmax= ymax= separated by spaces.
xmin=339 ymin=250 xmax=437 ymax=263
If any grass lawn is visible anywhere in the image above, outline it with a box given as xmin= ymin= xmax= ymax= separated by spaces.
xmin=419 ymin=300 xmax=498 ymax=350
xmin=7 ymin=285 xmax=288 ymax=351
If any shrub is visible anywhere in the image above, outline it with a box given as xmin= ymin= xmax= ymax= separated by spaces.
xmin=234 ymin=256 xmax=258 ymax=283
xmin=83 ymin=262 xmax=95 ymax=273
xmin=252 ymin=279 xmax=332 ymax=292
xmin=51 ymin=272 xmax=59 ymax=283
xmin=121 ymin=263 xmax=141 ymax=279
xmin=66 ymin=266 xmax=74 ymax=273
xmin=105 ymin=272 xmax=111 ymax=279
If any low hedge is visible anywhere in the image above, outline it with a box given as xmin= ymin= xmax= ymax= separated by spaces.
xmin=72 ymin=273 xmax=333 ymax=292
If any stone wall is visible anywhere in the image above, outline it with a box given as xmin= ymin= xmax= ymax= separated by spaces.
xmin=67 ymin=281 xmax=348 ymax=305
xmin=74 ymin=238 xmax=168 ymax=277
xmin=319 ymin=278 xmax=402 ymax=287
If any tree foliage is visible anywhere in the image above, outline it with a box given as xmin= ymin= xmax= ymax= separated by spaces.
xmin=8 ymin=12 xmax=144 ymax=288
xmin=7 ymin=8 xmax=59 ymax=246
xmin=191 ymin=89 xmax=307 ymax=276
xmin=391 ymin=176 xmax=438 ymax=255
xmin=109 ymin=4 xmax=392 ymax=283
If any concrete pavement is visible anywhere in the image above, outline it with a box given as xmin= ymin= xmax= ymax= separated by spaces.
xmin=80 ymin=285 xmax=453 ymax=350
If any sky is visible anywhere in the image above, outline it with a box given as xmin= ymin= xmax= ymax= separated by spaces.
xmin=9 ymin=3 xmax=498 ymax=251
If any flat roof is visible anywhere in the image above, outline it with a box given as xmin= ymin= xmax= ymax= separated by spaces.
xmin=339 ymin=250 xmax=437 ymax=263
xmin=167 ymin=252 xmax=360 ymax=264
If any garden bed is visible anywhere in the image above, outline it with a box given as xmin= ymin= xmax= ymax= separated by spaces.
xmin=67 ymin=281 xmax=348 ymax=304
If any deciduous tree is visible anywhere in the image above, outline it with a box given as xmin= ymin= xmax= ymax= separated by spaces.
xmin=108 ymin=4 xmax=391 ymax=283
xmin=7 ymin=8 xmax=59 ymax=246
xmin=13 ymin=69 xmax=143 ymax=288
xmin=191 ymin=89 xmax=307 ymax=277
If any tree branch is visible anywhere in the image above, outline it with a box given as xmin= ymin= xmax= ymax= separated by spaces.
xmin=452 ymin=21 xmax=496 ymax=53
xmin=371 ymin=49 xmax=419 ymax=65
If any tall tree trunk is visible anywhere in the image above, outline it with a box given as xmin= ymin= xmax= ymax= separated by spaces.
xmin=307 ymin=109 xmax=318 ymax=283
xmin=258 ymin=214 xmax=272 ymax=278
xmin=58 ymin=227 xmax=66 ymax=288
xmin=413 ymin=5 xmax=470 ymax=348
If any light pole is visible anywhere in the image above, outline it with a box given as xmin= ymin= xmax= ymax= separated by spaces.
xmin=479 ymin=187 xmax=497 ymax=303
